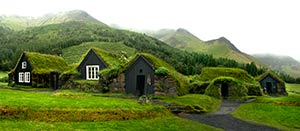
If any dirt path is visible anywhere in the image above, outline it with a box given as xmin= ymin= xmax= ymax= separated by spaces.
xmin=178 ymin=100 xmax=279 ymax=131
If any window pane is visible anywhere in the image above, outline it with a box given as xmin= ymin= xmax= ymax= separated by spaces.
xmin=25 ymin=72 xmax=30 ymax=83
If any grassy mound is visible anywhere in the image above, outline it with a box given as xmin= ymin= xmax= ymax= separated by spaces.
xmin=157 ymin=94 xmax=221 ymax=113
xmin=205 ymin=77 xmax=248 ymax=99
xmin=191 ymin=67 xmax=262 ymax=97
xmin=194 ymin=67 xmax=255 ymax=83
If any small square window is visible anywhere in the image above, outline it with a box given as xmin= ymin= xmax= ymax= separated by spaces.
xmin=22 ymin=61 xmax=27 ymax=69
xmin=139 ymin=69 xmax=143 ymax=73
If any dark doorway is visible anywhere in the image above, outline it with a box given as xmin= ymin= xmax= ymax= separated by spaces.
xmin=136 ymin=75 xmax=145 ymax=96
xmin=50 ymin=72 xmax=59 ymax=90
xmin=221 ymin=83 xmax=229 ymax=99
xmin=266 ymin=82 xmax=272 ymax=94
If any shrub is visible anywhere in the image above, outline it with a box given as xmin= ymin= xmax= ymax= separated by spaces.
xmin=245 ymin=83 xmax=263 ymax=96
xmin=189 ymin=81 xmax=210 ymax=94
xmin=155 ymin=67 xmax=169 ymax=76
xmin=0 ymin=76 xmax=8 ymax=82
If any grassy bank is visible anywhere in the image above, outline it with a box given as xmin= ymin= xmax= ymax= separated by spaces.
xmin=0 ymin=116 xmax=222 ymax=131
xmin=232 ymin=84 xmax=300 ymax=131
xmin=286 ymin=83 xmax=300 ymax=94
xmin=0 ymin=89 xmax=166 ymax=121
xmin=157 ymin=94 xmax=221 ymax=113
xmin=0 ymin=89 xmax=222 ymax=130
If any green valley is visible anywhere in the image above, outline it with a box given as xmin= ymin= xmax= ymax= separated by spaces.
xmin=1 ymin=9 xmax=300 ymax=131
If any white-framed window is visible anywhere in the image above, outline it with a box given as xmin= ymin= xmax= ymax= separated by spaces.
xmin=19 ymin=72 xmax=24 ymax=83
xmin=25 ymin=72 xmax=30 ymax=83
xmin=22 ymin=61 xmax=27 ymax=69
xmin=86 ymin=65 xmax=99 ymax=80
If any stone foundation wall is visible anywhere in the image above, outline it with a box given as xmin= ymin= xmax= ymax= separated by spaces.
xmin=108 ymin=74 xmax=178 ymax=96
xmin=109 ymin=73 xmax=126 ymax=93
xmin=154 ymin=76 xmax=177 ymax=96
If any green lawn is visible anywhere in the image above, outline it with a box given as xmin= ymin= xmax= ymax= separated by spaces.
xmin=0 ymin=89 xmax=158 ymax=110
xmin=286 ymin=83 xmax=300 ymax=94
xmin=0 ymin=89 xmax=222 ymax=130
xmin=0 ymin=116 xmax=222 ymax=131
xmin=232 ymin=84 xmax=300 ymax=131
xmin=157 ymin=94 xmax=221 ymax=113
xmin=0 ymin=71 xmax=7 ymax=78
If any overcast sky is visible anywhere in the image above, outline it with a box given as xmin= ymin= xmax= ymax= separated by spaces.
xmin=1 ymin=0 xmax=299 ymax=60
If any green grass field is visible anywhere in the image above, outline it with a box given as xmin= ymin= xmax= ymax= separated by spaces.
xmin=0 ymin=116 xmax=222 ymax=131
xmin=0 ymin=71 xmax=8 ymax=86
xmin=0 ymin=89 xmax=222 ymax=130
xmin=286 ymin=83 xmax=300 ymax=94
xmin=0 ymin=89 xmax=158 ymax=110
xmin=158 ymin=94 xmax=221 ymax=113
xmin=232 ymin=84 xmax=300 ymax=131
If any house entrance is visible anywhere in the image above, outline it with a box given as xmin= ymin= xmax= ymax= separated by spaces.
xmin=266 ymin=82 xmax=272 ymax=94
xmin=136 ymin=75 xmax=145 ymax=96
xmin=221 ymin=83 xmax=229 ymax=99
xmin=50 ymin=72 xmax=59 ymax=89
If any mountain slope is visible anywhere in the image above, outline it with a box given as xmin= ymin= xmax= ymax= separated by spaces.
xmin=147 ymin=28 xmax=260 ymax=64
xmin=0 ymin=10 xmax=263 ymax=77
xmin=0 ymin=10 xmax=106 ymax=30
xmin=253 ymin=54 xmax=300 ymax=78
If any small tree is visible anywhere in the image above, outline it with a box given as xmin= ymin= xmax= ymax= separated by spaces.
xmin=155 ymin=67 xmax=169 ymax=76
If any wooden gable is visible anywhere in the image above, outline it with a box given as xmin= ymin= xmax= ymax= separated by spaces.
xmin=125 ymin=55 xmax=155 ymax=96
xmin=77 ymin=49 xmax=108 ymax=80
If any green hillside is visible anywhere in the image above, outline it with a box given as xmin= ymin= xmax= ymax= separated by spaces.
xmin=0 ymin=10 xmax=106 ymax=30
xmin=0 ymin=10 xmax=265 ymax=77
xmin=148 ymin=28 xmax=261 ymax=64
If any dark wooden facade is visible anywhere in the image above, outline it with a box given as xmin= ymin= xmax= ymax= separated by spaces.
xmin=259 ymin=74 xmax=280 ymax=94
xmin=14 ymin=53 xmax=33 ymax=86
xmin=77 ymin=49 xmax=107 ymax=80
xmin=258 ymin=72 xmax=287 ymax=95
xmin=125 ymin=55 xmax=154 ymax=96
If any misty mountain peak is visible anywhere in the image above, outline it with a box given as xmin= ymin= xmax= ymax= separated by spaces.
xmin=176 ymin=28 xmax=191 ymax=35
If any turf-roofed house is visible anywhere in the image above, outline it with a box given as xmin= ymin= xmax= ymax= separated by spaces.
xmin=106 ymin=53 xmax=188 ymax=96
xmin=77 ymin=48 xmax=107 ymax=80
xmin=191 ymin=67 xmax=263 ymax=99
xmin=8 ymin=52 xmax=69 ymax=89
xmin=125 ymin=55 xmax=155 ymax=96
xmin=257 ymin=71 xmax=287 ymax=95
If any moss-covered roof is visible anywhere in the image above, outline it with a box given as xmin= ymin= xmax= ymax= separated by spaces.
xmin=256 ymin=71 xmax=285 ymax=84
xmin=10 ymin=52 xmax=69 ymax=75
xmin=194 ymin=67 xmax=255 ymax=83
xmin=25 ymin=52 xmax=69 ymax=74
xmin=128 ymin=53 xmax=189 ymax=95
xmin=91 ymin=48 xmax=121 ymax=67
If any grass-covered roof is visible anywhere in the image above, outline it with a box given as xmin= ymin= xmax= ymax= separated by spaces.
xmin=91 ymin=48 xmax=121 ymax=67
xmin=193 ymin=67 xmax=255 ymax=83
xmin=9 ymin=52 xmax=69 ymax=75
xmin=62 ymin=42 xmax=136 ymax=65
xmin=256 ymin=70 xmax=285 ymax=84
xmin=25 ymin=52 xmax=69 ymax=74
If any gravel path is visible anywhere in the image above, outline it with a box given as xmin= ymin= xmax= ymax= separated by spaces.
xmin=178 ymin=100 xmax=279 ymax=131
